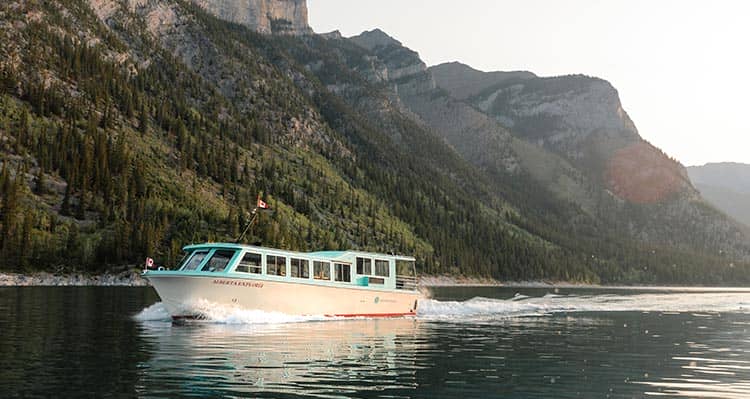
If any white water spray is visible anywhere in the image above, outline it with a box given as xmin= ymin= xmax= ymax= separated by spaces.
xmin=135 ymin=291 xmax=750 ymax=324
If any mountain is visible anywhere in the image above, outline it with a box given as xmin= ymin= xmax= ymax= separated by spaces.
xmin=332 ymin=30 xmax=750 ymax=279
xmin=0 ymin=0 xmax=749 ymax=284
xmin=190 ymin=0 xmax=311 ymax=35
xmin=689 ymin=163 xmax=750 ymax=194
xmin=336 ymin=32 xmax=746 ymax=252
xmin=688 ymin=163 xmax=750 ymax=227
xmin=429 ymin=61 xmax=535 ymax=100
xmin=429 ymin=62 xmax=687 ymax=203
xmin=0 ymin=0 xmax=566 ymax=281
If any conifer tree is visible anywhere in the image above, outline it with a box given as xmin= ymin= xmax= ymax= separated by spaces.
xmin=139 ymin=102 xmax=148 ymax=135
xmin=34 ymin=168 xmax=46 ymax=195
xmin=19 ymin=211 xmax=33 ymax=272
xmin=61 ymin=183 xmax=72 ymax=216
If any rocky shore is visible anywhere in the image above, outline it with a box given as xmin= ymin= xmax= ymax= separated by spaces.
xmin=419 ymin=275 xmax=597 ymax=287
xmin=419 ymin=275 xmax=503 ymax=286
xmin=0 ymin=271 xmax=571 ymax=288
xmin=0 ymin=270 xmax=150 ymax=286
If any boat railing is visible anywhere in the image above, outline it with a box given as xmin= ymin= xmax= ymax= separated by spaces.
xmin=395 ymin=275 xmax=418 ymax=290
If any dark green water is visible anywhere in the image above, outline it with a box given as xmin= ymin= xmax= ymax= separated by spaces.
xmin=2 ymin=286 xmax=750 ymax=398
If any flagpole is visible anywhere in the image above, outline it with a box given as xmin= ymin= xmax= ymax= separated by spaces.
xmin=235 ymin=193 xmax=270 ymax=244
xmin=235 ymin=207 xmax=258 ymax=244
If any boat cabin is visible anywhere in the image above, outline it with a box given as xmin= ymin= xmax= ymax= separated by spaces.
xmin=167 ymin=243 xmax=418 ymax=291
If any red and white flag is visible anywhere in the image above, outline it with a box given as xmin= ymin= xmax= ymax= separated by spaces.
xmin=257 ymin=197 xmax=268 ymax=209
xmin=145 ymin=257 xmax=154 ymax=268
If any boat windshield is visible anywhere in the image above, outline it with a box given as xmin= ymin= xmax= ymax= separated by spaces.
xmin=181 ymin=250 xmax=209 ymax=271
xmin=201 ymin=250 xmax=236 ymax=273
xmin=175 ymin=251 xmax=192 ymax=270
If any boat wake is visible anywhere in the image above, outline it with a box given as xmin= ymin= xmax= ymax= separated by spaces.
xmin=417 ymin=291 xmax=750 ymax=322
xmin=134 ymin=302 xmax=173 ymax=322
xmin=135 ymin=291 xmax=750 ymax=324
xmin=134 ymin=300 xmax=333 ymax=324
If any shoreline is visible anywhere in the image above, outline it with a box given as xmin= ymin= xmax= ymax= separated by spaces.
xmin=420 ymin=275 xmax=602 ymax=287
xmin=1 ymin=272 xmax=749 ymax=291
xmin=420 ymin=275 xmax=750 ymax=292
xmin=0 ymin=272 xmax=507 ymax=287
xmin=0 ymin=270 xmax=150 ymax=286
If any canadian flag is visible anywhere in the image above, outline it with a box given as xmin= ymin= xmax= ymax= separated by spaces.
xmin=145 ymin=257 xmax=154 ymax=268
xmin=257 ymin=197 xmax=268 ymax=209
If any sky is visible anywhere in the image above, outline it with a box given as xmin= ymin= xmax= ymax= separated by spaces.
xmin=307 ymin=0 xmax=750 ymax=166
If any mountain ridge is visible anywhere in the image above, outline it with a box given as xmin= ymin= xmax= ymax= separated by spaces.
xmin=429 ymin=61 xmax=536 ymax=100
xmin=0 ymin=0 xmax=749 ymax=284
xmin=338 ymin=28 xmax=749 ymax=261
xmin=688 ymin=163 xmax=750 ymax=227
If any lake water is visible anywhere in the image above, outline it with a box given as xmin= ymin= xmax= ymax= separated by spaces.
xmin=3 ymin=286 xmax=750 ymax=398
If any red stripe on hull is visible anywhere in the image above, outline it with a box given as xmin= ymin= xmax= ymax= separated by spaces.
xmin=171 ymin=312 xmax=416 ymax=321
xmin=329 ymin=312 xmax=416 ymax=318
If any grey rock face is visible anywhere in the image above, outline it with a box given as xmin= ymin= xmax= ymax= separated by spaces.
xmin=190 ymin=0 xmax=312 ymax=35
xmin=349 ymin=29 xmax=435 ymax=93
xmin=349 ymin=28 xmax=402 ymax=50
xmin=470 ymin=75 xmax=640 ymax=160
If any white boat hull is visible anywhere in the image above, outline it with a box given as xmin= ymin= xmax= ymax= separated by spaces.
xmin=146 ymin=274 xmax=422 ymax=319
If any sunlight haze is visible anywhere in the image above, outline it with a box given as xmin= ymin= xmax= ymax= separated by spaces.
xmin=308 ymin=0 xmax=750 ymax=166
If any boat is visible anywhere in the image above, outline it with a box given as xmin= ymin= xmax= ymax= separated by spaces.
xmin=142 ymin=242 xmax=423 ymax=320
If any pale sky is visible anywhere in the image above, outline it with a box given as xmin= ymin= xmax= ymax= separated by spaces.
xmin=307 ymin=0 xmax=750 ymax=166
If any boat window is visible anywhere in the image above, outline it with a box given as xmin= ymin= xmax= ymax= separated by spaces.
xmin=267 ymin=255 xmax=286 ymax=276
xmin=395 ymin=259 xmax=417 ymax=290
xmin=176 ymin=251 xmax=193 ymax=269
xmin=396 ymin=260 xmax=416 ymax=277
xmin=334 ymin=263 xmax=351 ymax=282
xmin=236 ymin=252 xmax=262 ymax=274
xmin=368 ymin=277 xmax=385 ymax=285
xmin=291 ymin=258 xmax=309 ymax=279
xmin=374 ymin=259 xmax=390 ymax=277
xmin=181 ymin=250 xmax=208 ymax=271
xmin=356 ymin=257 xmax=372 ymax=275
xmin=201 ymin=250 xmax=236 ymax=272
xmin=314 ymin=261 xmax=331 ymax=280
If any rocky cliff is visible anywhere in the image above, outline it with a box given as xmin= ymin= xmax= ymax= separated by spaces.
xmin=349 ymin=29 xmax=436 ymax=93
xmin=337 ymin=29 xmax=749 ymax=262
xmin=430 ymin=62 xmax=692 ymax=205
xmin=190 ymin=0 xmax=311 ymax=34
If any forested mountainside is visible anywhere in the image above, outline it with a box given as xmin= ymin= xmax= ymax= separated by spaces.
xmin=688 ymin=163 xmax=750 ymax=227
xmin=0 ymin=0 xmax=748 ymax=284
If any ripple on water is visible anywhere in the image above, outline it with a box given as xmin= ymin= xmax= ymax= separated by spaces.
xmin=125 ymin=291 xmax=750 ymax=398
xmin=5 ymin=287 xmax=750 ymax=398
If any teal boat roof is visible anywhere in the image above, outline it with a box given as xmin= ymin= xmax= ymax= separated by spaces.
xmin=306 ymin=250 xmax=347 ymax=259
xmin=182 ymin=243 xmax=415 ymax=261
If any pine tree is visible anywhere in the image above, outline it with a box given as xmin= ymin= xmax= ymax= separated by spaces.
xmin=66 ymin=222 xmax=80 ymax=264
xmin=139 ymin=102 xmax=149 ymax=135
xmin=19 ymin=211 xmax=34 ymax=272
xmin=0 ymin=168 xmax=20 ymax=254
xmin=76 ymin=181 xmax=86 ymax=220
xmin=61 ymin=183 xmax=72 ymax=216
xmin=34 ymin=168 xmax=46 ymax=195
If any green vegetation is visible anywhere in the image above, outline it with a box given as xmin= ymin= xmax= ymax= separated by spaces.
xmin=0 ymin=0 xmax=748 ymax=284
